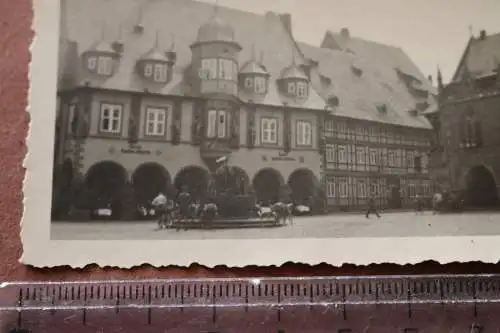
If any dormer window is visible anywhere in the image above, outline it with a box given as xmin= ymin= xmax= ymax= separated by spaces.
xmin=84 ymin=53 xmax=116 ymax=77
xmin=82 ymin=40 xmax=118 ymax=78
xmin=138 ymin=34 xmax=176 ymax=85
xmin=153 ymin=63 xmax=168 ymax=82
xmin=255 ymin=77 xmax=267 ymax=93
xmin=297 ymin=81 xmax=308 ymax=98
xmin=284 ymin=80 xmax=309 ymax=99
xmin=239 ymin=57 xmax=270 ymax=95
xmin=244 ymin=77 xmax=253 ymax=88
xmin=279 ymin=63 xmax=310 ymax=100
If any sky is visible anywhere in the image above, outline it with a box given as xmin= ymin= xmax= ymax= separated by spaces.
xmin=199 ymin=0 xmax=500 ymax=84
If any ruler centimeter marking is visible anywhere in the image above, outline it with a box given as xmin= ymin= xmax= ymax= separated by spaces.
xmin=1 ymin=275 xmax=499 ymax=332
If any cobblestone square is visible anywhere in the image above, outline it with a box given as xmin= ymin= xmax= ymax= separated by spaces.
xmin=51 ymin=211 xmax=500 ymax=240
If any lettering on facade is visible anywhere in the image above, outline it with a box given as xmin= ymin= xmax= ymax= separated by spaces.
xmin=271 ymin=156 xmax=296 ymax=161
xmin=121 ymin=148 xmax=152 ymax=155
xmin=262 ymin=155 xmax=305 ymax=162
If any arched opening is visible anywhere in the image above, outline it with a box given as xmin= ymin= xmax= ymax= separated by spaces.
xmin=214 ymin=166 xmax=250 ymax=195
xmin=174 ymin=165 xmax=210 ymax=200
xmin=288 ymin=168 xmax=319 ymax=206
xmin=464 ymin=166 xmax=499 ymax=208
xmin=132 ymin=163 xmax=172 ymax=206
xmin=252 ymin=168 xmax=284 ymax=205
xmin=85 ymin=161 xmax=127 ymax=219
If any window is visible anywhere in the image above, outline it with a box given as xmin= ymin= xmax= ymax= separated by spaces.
xmin=87 ymin=56 xmax=97 ymax=70
xmin=255 ymin=77 xmax=267 ymax=93
xmin=200 ymin=59 xmax=217 ymax=80
xmin=357 ymin=179 xmax=367 ymax=198
xmin=326 ymin=144 xmax=336 ymax=162
xmin=153 ymin=64 xmax=168 ymax=82
xmin=407 ymin=151 xmax=414 ymax=169
xmin=261 ymin=117 xmax=278 ymax=144
xmin=339 ymin=178 xmax=348 ymax=198
xmin=200 ymin=58 xmax=236 ymax=81
xmin=356 ymin=147 xmax=365 ymax=165
xmin=99 ymin=103 xmax=122 ymax=134
xmin=388 ymin=150 xmax=395 ymax=166
xmin=244 ymin=77 xmax=253 ymax=88
xmin=218 ymin=59 xmax=234 ymax=80
xmin=207 ymin=110 xmax=228 ymax=139
xmin=287 ymin=82 xmax=296 ymax=95
xmin=97 ymin=56 xmax=113 ymax=76
xmin=145 ymin=107 xmax=167 ymax=137
xmin=296 ymin=81 xmax=308 ymax=98
xmin=325 ymin=119 xmax=335 ymax=137
xmin=338 ymin=145 xmax=347 ymax=163
xmin=369 ymin=148 xmax=377 ymax=165
xmin=296 ymin=121 xmax=312 ymax=146
xmin=144 ymin=64 xmax=153 ymax=78
xmin=327 ymin=181 xmax=335 ymax=198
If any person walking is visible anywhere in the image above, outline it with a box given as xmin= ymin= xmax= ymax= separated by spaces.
xmin=365 ymin=194 xmax=380 ymax=219
xmin=151 ymin=192 xmax=168 ymax=229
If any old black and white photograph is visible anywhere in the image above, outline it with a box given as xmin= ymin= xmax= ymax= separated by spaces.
xmin=21 ymin=0 xmax=500 ymax=266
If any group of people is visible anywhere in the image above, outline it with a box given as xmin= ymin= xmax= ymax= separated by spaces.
xmin=364 ymin=191 xmax=445 ymax=218
xmin=151 ymin=187 xmax=220 ymax=229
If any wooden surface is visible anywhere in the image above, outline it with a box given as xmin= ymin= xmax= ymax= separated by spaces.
xmin=1 ymin=0 xmax=499 ymax=281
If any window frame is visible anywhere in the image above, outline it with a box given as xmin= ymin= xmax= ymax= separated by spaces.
xmin=99 ymin=102 xmax=123 ymax=135
xmin=244 ymin=77 xmax=253 ymax=88
xmin=144 ymin=63 xmax=153 ymax=78
xmin=200 ymin=57 xmax=237 ymax=82
xmin=296 ymin=81 xmax=308 ymax=98
xmin=326 ymin=144 xmax=336 ymax=162
xmin=260 ymin=117 xmax=278 ymax=145
xmin=296 ymin=120 xmax=313 ymax=147
xmin=206 ymin=109 xmax=229 ymax=139
xmin=144 ymin=106 xmax=168 ymax=138
xmin=254 ymin=76 xmax=267 ymax=93
xmin=96 ymin=56 xmax=113 ymax=76
xmin=87 ymin=56 xmax=97 ymax=71
xmin=327 ymin=181 xmax=335 ymax=198
xmin=153 ymin=63 xmax=168 ymax=83
xmin=338 ymin=145 xmax=347 ymax=163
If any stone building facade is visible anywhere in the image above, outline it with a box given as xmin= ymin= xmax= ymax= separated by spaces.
xmin=434 ymin=30 xmax=500 ymax=208
xmin=53 ymin=0 xmax=437 ymax=219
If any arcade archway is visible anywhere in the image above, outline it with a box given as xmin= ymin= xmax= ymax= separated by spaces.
xmin=252 ymin=168 xmax=284 ymax=204
xmin=214 ymin=166 xmax=250 ymax=195
xmin=288 ymin=168 xmax=319 ymax=206
xmin=132 ymin=163 xmax=172 ymax=206
xmin=465 ymin=166 xmax=499 ymax=208
xmin=174 ymin=165 xmax=210 ymax=199
xmin=85 ymin=161 xmax=128 ymax=219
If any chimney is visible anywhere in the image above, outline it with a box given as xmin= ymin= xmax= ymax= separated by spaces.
xmin=479 ymin=29 xmax=487 ymax=40
xmin=279 ymin=13 xmax=292 ymax=36
xmin=340 ymin=27 xmax=350 ymax=41
xmin=428 ymin=74 xmax=433 ymax=84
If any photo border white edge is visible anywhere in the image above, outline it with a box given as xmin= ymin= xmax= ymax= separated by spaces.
xmin=20 ymin=0 xmax=500 ymax=268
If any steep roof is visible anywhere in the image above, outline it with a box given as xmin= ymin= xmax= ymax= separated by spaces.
xmin=296 ymin=30 xmax=436 ymax=128
xmin=452 ymin=32 xmax=500 ymax=81
xmin=58 ymin=0 xmax=326 ymax=110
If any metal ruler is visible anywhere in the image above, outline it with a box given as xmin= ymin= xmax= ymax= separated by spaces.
xmin=1 ymin=274 xmax=499 ymax=332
